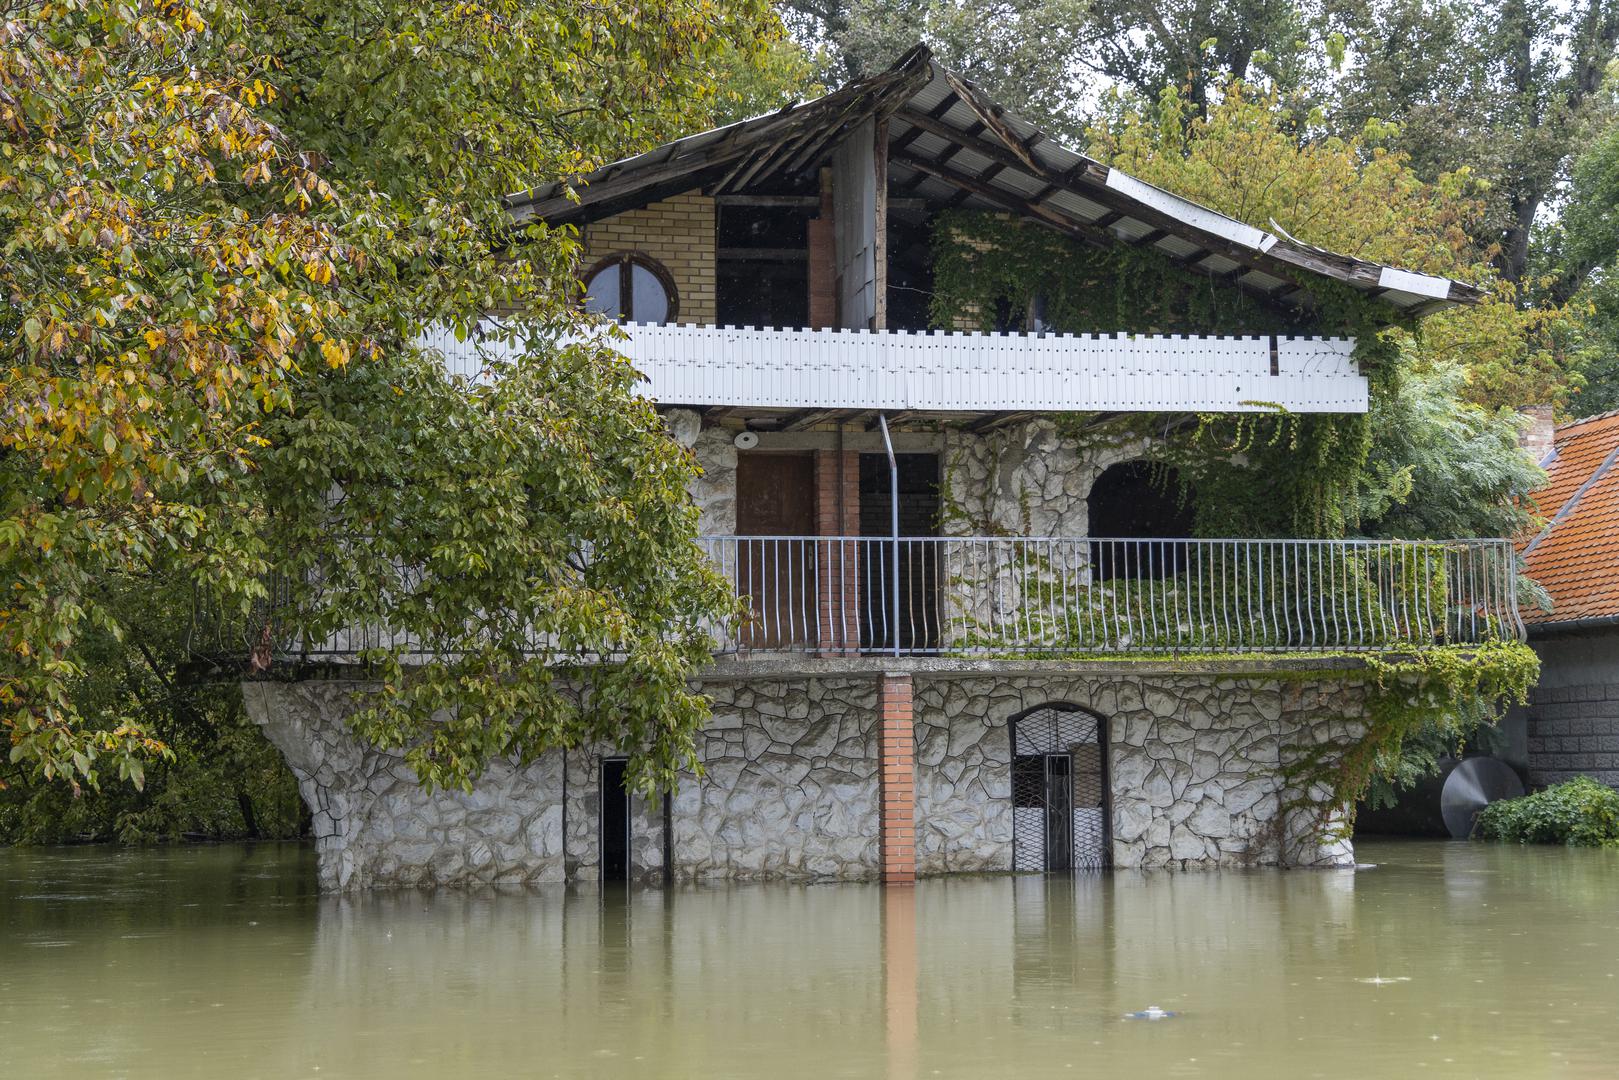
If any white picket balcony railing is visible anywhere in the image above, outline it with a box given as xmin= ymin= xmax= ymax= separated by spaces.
xmin=421 ymin=322 xmax=1370 ymax=414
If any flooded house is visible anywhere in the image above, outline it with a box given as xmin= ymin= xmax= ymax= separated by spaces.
xmin=244 ymin=46 xmax=1525 ymax=891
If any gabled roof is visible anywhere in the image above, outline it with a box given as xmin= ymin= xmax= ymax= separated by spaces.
xmin=506 ymin=44 xmax=1485 ymax=318
xmin=1522 ymin=411 xmax=1619 ymax=627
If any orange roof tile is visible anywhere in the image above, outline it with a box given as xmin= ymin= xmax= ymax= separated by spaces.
xmin=1521 ymin=410 xmax=1619 ymax=625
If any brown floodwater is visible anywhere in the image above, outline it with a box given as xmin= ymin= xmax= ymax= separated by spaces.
xmin=2 ymin=839 xmax=1617 ymax=1079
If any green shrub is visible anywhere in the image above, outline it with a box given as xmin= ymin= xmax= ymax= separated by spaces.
xmin=1475 ymin=776 xmax=1619 ymax=847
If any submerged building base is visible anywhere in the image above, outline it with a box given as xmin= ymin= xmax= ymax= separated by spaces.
xmin=243 ymin=659 xmax=1366 ymax=892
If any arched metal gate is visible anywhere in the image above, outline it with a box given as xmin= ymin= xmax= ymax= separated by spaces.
xmin=1011 ymin=704 xmax=1111 ymax=871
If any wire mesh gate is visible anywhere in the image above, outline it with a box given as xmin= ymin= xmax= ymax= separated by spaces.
xmin=1011 ymin=705 xmax=1110 ymax=871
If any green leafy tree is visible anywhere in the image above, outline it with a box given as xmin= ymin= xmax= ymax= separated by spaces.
xmin=1088 ymin=79 xmax=1579 ymax=413
xmin=1355 ymin=361 xmax=1545 ymax=541
xmin=2 ymin=0 xmax=780 ymax=801
xmin=1327 ymin=0 xmax=1619 ymax=290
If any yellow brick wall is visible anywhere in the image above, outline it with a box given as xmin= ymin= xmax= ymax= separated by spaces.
xmin=581 ymin=190 xmax=716 ymax=324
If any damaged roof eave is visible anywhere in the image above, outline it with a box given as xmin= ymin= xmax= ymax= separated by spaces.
xmin=504 ymin=44 xmax=1485 ymax=317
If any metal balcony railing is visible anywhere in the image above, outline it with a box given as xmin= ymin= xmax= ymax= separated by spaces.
xmin=698 ymin=536 xmax=1525 ymax=657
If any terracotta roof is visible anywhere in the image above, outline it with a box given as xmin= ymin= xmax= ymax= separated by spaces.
xmin=1522 ymin=410 xmax=1619 ymax=625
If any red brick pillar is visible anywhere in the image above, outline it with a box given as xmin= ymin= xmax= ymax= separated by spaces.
xmin=815 ymin=448 xmax=860 ymax=654
xmin=879 ymin=673 xmax=916 ymax=884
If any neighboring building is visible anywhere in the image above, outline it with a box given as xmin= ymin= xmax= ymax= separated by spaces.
xmin=1516 ymin=408 xmax=1619 ymax=790
xmin=244 ymin=46 xmax=1523 ymax=891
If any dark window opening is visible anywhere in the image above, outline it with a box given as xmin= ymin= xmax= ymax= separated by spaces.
xmin=600 ymin=757 xmax=631 ymax=882
xmin=585 ymin=254 xmax=676 ymax=325
xmin=1087 ymin=462 xmax=1196 ymax=581
xmin=859 ymin=453 xmax=940 ymax=651
xmin=717 ymin=205 xmax=809 ymax=329
xmin=886 ymin=212 xmax=935 ymax=331
xmin=991 ymin=295 xmax=1026 ymax=333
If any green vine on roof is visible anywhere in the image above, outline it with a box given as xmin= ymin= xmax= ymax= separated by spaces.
xmin=929 ymin=211 xmax=1411 ymax=538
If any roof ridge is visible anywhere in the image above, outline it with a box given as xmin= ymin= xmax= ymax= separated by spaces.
xmin=1558 ymin=407 xmax=1619 ymax=433
xmin=1524 ymin=437 xmax=1619 ymax=557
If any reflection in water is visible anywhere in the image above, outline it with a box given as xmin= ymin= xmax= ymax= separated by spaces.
xmin=884 ymin=886 xmax=917 ymax=1080
xmin=3 ymin=841 xmax=1619 ymax=1079
xmin=1011 ymin=873 xmax=1115 ymax=1023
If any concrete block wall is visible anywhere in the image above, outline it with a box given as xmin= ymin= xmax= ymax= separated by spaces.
xmin=1523 ymin=633 xmax=1619 ymax=789
xmin=581 ymin=190 xmax=716 ymax=324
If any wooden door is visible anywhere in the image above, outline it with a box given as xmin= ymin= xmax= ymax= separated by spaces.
xmin=736 ymin=453 xmax=816 ymax=649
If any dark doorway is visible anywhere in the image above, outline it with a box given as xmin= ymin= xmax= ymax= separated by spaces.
xmin=1086 ymin=462 xmax=1195 ymax=581
xmin=600 ymin=757 xmax=631 ymax=882
xmin=859 ymin=453 xmax=940 ymax=651
xmin=1011 ymin=705 xmax=1110 ymax=871
xmin=736 ymin=452 xmax=817 ymax=648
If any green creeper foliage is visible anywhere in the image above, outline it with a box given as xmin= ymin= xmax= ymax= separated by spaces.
xmin=1476 ymin=776 xmax=1619 ymax=847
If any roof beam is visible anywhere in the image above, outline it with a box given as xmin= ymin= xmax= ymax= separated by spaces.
xmin=941 ymin=70 xmax=1046 ymax=175
xmin=891 ymin=91 xmax=958 ymax=156
xmin=894 ymin=150 xmax=1100 ymax=246
xmin=715 ymin=195 xmax=819 ymax=207
xmin=890 ymin=150 xmax=1302 ymax=314
xmin=893 ymin=106 xmax=1318 ymax=300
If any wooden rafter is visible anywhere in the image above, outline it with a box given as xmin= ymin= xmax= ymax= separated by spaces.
xmin=889 ymin=150 xmax=1303 ymax=315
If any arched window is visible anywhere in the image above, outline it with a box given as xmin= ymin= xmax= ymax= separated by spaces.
xmin=583 ymin=254 xmax=677 ymax=325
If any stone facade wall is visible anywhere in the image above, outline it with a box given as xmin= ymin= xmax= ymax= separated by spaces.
xmin=911 ymin=674 xmax=1362 ymax=874
xmin=581 ymin=190 xmax=716 ymax=324
xmin=940 ymin=420 xmax=1145 ymax=537
xmin=675 ymin=416 xmax=1152 ymax=543
xmin=243 ymin=681 xmax=567 ymax=891
xmin=677 ymin=678 xmax=880 ymax=880
xmin=247 ymin=665 xmax=1365 ymax=892
xmin=668 ymin=411 xmax=736 ymax=535
xmin=1521 ymin=631 xmax=1619 ymax=789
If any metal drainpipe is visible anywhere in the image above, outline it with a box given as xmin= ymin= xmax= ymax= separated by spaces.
xmin=878 ymin=412 xmax=900 ymax=658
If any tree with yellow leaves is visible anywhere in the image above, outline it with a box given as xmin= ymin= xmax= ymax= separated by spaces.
xmin=2 ymin=0 xmax=781 ymax=798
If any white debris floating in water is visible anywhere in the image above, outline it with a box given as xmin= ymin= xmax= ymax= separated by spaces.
xmin=1355 ymin=976 xmax=1412 ymax=986
xmin=1124 ymin=1006 xmax=1175 ymax=1021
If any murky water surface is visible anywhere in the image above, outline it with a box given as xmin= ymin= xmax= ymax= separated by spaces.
xmin=4 ymin=840 xmax=1619 ymax=1078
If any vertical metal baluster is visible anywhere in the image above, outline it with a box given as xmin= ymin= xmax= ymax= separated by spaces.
xmin=1347 ymin=542 xmax=1360 ymax=647
xmin=771 ymin=539 xmax=783 ymax=648
xmin=811 ymin=536 xmax=821 ymax=652
xmin=1069 ymin=539 xmax=1081 ymax=652
xmin=1470 ymin=543 xmax=1482 ymax=642
xmin=864 ymin=538 xmax=875 ymax=654
xmin=1192 ymin=540 xmax=1204 ymax=650
xmin=904 ymin=539 xmax=916 ymax=654
xmin=789 ymin=536 xmax=800 ymax=649
xmin=1050 ymin=538 xmax=1060 ymax=652
xmin=1303 ymin=541 xmax=1314 ymax=649
xmin=1127 ymin=541 xmax=1138 ymax=649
